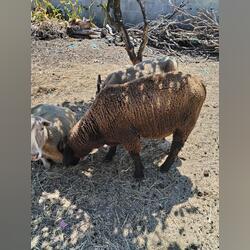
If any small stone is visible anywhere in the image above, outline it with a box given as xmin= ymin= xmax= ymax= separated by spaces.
xmin=197 ymin=191 xmax=203 ymax=197
xmin=204 ymin=170 xmax=209 ymax=177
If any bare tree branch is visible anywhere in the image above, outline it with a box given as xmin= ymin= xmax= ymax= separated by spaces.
xmin=167 ymin=0 xmax=187 ymax=20
xmin=136 ymin=0 xmax=148 ymax=62
xmin=112 ymin=0 xmax=139 ymax=64
xmin=106 ymin=0 xmax=116 ymax=28
xmin=107 ymin=0 xmax=148 ymax=65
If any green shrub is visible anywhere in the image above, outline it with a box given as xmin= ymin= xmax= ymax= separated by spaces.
xmin=60 ymin=0 xmax=86 ymax=20
xmin=32 ymin=0 xmax=100 ymax=24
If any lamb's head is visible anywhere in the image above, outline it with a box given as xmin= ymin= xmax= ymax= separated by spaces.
xmin=31 ymin=115 xmax=51 ymax=161
xmin=58 ymin=136 xmax=82 ymax=166
xmin=59 ymin=118 xmax=101 ymax=166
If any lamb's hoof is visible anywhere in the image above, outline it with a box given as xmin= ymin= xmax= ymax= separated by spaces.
xmin=134 ymin=171 xmax=144 ymax=180
xmin=103 ymin=156 xmax=113 ymax=163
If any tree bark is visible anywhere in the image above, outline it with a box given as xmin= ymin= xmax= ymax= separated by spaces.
xmin=107 ymin=0 xmax=148 ymax=65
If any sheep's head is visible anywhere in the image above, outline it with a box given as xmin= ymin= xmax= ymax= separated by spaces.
xmin=31 ymin=115 xmax=51 ymax=161
xmin=58 ymin=136 xmax=81 ymax=166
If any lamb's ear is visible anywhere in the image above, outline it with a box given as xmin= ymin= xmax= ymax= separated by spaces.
xmin=32 ymin=116 xmax=51 ymax=127
xmin=36 ymin=116 xmax=52 ymax=127
xmin=40 ymin=117 xmax=52 ymax=127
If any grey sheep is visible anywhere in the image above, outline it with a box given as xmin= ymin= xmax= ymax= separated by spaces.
xmin=31 ymin=104 xmax=77 ymax=167
xmin=96 ymin=56 xmax=178 ymax=94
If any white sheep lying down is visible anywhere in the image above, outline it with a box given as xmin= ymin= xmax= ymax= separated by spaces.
xmin=31 ymin=104 xmax=77 ymax=167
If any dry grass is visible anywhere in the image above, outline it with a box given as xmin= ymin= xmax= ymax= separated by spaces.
xmin=32 ymin=135 xmax=194 ymax=249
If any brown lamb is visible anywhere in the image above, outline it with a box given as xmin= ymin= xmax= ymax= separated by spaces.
xmin=61 ymin=71 xmax=206 ymax=179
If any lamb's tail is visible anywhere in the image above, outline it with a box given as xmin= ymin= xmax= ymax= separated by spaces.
xmin=96 ymin=74 xmax=102 ymax=95
xmin=201 ymin=79 xmax=207 ymax=99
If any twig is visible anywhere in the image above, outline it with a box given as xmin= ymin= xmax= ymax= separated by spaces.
xmin=136 ymin=0 xmax=148 ymax=62
xmin=107 ymin=0 xmax=149 ymax=64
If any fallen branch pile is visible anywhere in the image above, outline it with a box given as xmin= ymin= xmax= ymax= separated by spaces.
xmin=66 ymin=17 xmax=107 ymax=39
xmin=31 ymin=2 xmax=219 ymax=58
xmin=128 ymin=7 xmax=219 ymax=57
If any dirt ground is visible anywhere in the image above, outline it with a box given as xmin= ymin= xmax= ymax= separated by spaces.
xmin=31 ymin=37 xmax=219 ymax=250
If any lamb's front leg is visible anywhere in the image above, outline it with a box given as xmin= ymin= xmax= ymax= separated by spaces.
xmin=104 ymin=146 xmax=117 ymax=162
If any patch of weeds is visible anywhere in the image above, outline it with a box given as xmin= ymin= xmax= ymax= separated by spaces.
xmin=60 ymin=0 xmax=86 ymax=20
xmin=32 ymin=0 xmax=63 ymax=22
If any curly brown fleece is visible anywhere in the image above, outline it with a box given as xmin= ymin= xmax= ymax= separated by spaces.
xmin=65 ymin=71 xmax=206 ymax=178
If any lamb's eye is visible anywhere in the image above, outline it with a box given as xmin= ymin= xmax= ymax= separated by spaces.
xmin=40 ymin=127 xmax=44 ymax=131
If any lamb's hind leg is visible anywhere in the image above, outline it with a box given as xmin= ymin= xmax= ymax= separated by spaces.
xmin=104 ymin=146 xmax=117 ymax=162
xmin=160 ymin=129 xmax=186 ymax=173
